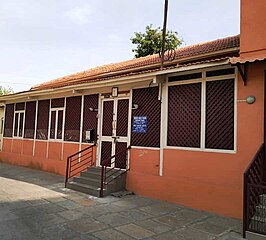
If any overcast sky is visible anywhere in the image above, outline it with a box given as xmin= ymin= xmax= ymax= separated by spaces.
xmin=0 ymin=0 xmax=240 ymax=92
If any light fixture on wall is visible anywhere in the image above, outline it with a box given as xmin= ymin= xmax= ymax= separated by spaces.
xmin=112 ymin=87 xmax=118 ymax=97
xmin=132 ymin=104 xmax=139 ymax=110
xmin=246 ymin=96 xmax=256 ymax=104
xmin=89 ymin=107 xmax=98 ymax=112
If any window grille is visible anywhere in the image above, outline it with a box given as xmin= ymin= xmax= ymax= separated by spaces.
xmin=167 ymin=76 xmax=235 ymax=151
xmin=206 ymin=68 xmax=235 ymax=77
xmin=167 ymin=83 xmax=202 ymax=147
xmin=102 ymin=101 xmax=114 ymax=136
xmin=36 ymin=100 xmax=50 ymax=140
xmin=131 ymin=87 xmax=161 ymax=147
xmin=205 ymin=79 xmax=235 ymax=150
xmin=51 ymin=98 xmax=64 ymax=108
xmin=15 ymin=102 xmax=25 ymax=111
xmin=82 ymin=94 xmax=99 ymax=142
xmin=24 ymin=101 xmax=36 ymax=139
xmin=168 ymin=72 xmax=202 ymax=82
xmin=64 ymin=96 xmax=82 ymax=142
xmin=4 ymin=104 xmax=14 ymax=137
xmin=116 ymin=99 xmax=129 ymax=137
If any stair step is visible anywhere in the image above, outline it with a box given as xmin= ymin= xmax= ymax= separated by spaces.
xmin=73 ymin=176 xmax=101 ymax=187
xmin=81 ymin=169 xmax=125 ymax=180
xmin=87 ymin=166 xmax=125 ymax=175
xmin=66 ymin=182 xmax=105 ymax=197
xmin=87 ymin=166 xmax=102 ymax=173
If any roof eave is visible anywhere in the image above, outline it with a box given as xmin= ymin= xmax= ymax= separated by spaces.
xmin=0 ymin=58 xmax=231 ymax=103
xmin=32 ymin=47 xmax=240 ymax=91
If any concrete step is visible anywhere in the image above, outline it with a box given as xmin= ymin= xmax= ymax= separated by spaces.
xmin=81 ymin=169 xmax=125 ymax=180
xmin=86 ymin=166 xmax=125 ymax=175
xmin=86 ymin=166 xmax=102 ymax=173
xmin=66 ymin=166 xmax=127 ymax=197
xmin=73 ymin=176 xmax=101 ymax=187
xmin=66 ymin=182 xmax=105 ymax=197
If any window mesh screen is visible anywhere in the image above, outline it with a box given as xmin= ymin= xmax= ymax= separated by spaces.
xmin=57 ymin=110 xmax=63 ymax=139
xmin=167 ymin=83 xmax=202 ymax=148
xmin=14 ymin=113 xmax=19 ymax=137
xmin=64 ymin=96 xmax=82 ymax=142
xmin=82 ymin=94 xmax=99 ymax=142
xmin=116 ymin=99 xmax=129 ymax=137
xmin=18 ymin=112 xmax=24 ymax=137
xmin=4 ymin=104 xmax=14 ymax=137
xmin=36 ymin=100 xmax=50 ymax=140
xmin=50 ymin=111 xmax=56 ymax=139
xmin=24 ymin=101 xmax=36 ymax=139
xmin=15 ymin=102 xmax=25 ymax=110
xmin=102 ymin=101 xmax=114 ymax=136
xmin=205 ymin=79 xmax=235 ymax=150
xmin=51 ymin=98 xmax=64 ymax=108
xmin=131 ymin=87 xmax=161 ymax=147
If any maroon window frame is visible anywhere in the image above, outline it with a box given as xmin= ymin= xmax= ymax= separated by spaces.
xmin=82 ymin=94 xmax=99 ymax=142
xmin=205 ymin=79 xmax=235 ymax=150
xmin=167 ymin=83 xmax=202 ymax=148
xmin=64 ymin=96 xmax=82 ymax=142
xmin=131 ymin=87 xmax=161 ymax=148
xmin=24 ymin=101 xmax=36 ymax=139
xmin=4 ymin=104 xmax=14 ymax=137
xmin=36 ymin=100 xmax=50 ymax=140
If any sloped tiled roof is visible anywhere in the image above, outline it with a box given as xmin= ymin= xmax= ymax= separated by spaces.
xmin=32 ymin=35 xmax=240 ymax=91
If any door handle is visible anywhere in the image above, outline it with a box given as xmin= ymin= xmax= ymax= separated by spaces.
xmin=112 ymin=120 xmax=116 ymax=130
xmin=112 ymin=136 xmax=120 ymax=143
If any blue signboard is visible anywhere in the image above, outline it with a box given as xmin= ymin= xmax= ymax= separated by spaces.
xmin=132 ymin=116 xmax=147 ymax=133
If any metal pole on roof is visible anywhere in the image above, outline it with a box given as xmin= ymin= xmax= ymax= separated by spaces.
xmin=161 ymin=0 xmax=168 ymax=70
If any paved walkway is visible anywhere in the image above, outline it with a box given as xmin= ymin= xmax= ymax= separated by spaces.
xmin=0 ymin=163 xmax=244 ymax=240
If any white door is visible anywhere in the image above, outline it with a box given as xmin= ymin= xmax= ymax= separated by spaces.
xmin=99 ymin=97 xmax=130 ymax=169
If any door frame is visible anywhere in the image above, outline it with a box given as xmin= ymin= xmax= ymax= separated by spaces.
xmin=97 ymin=94 xmax=131 ymax=168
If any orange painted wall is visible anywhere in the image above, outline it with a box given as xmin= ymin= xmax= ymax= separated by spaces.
xmin=0 ymin=139 xmax=97 ymax=176
xmin=127 ymin=62 xmax=265 ymax=219
xmin=240 ymin=0 xmax=266 ymax=57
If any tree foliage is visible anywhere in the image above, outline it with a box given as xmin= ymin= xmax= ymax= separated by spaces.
xmin=131 ymin=25 xmax=183 ymax=58
xmin=0 ymin=86 xmax=14 ymax=95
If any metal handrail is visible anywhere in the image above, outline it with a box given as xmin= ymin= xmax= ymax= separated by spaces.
xmin=100 ymin=146 xmax=131 ymax=197
xmin=243 ymin=143 xmax=265 ymax=238
xmin=65 ymin=144 xmax=96 ymax=187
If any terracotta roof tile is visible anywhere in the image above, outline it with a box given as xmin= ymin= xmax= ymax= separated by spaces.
xmin=32 ymin=35 xmax=240 ymax=91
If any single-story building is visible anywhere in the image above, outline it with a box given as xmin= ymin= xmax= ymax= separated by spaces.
xmin=0 ymin=0 xmax=266 ymax=238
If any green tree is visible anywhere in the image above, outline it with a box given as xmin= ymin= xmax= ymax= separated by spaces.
xmin=131 ymin=25 xmax=183 ymax=58
xmin=0 ymin=86 xmax=13 ymax=95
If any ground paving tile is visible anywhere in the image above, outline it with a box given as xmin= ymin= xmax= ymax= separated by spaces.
xmin=190 ymin=218 xmax=231 ymax=235
xmin=57 ymin=208 xmax=89 ymax=220
xmin=135 ymin=219 xmax=173 ymax=234
xmin=0 ymin=162 xmax=245 ymax=240
xmin=67 ymin=217 xmax=108 ymax=233
xmin=120 ymin=209 xmax=153 ymax=221
xmin=116 ymin=223 xmax=155 ymax=239
xmin=96 ymin=212 xmax=134 ymax=227
xmin=92 ymin=228 xmax=135 ymax=240
xmin=139 ymin=203 xmax=181 ymax=216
